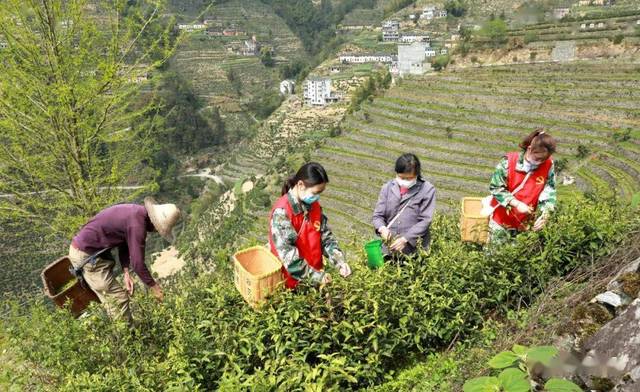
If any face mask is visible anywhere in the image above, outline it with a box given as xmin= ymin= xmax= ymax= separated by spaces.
xmin=298 ymin=185 xmax=320 ymax=205
xmin=301 ymin=193 xmax=319 ymax=205
xmin=526 ymin=157 xmax=542 ymax=166
xmin=396 ymin=177 xmax=417 ymax=189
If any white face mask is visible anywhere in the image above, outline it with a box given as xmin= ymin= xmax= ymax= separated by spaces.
xmin=396 ymin=177 xmax=417 ymax=188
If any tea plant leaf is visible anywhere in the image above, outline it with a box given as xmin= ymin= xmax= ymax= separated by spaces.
xmin=512 ymin=345 xmax=528 ymax=356
xmin=488 ymin=351 xmax=519 ymax=369
xmin=544 ymin=378 xmax=582 ymax=392
xmin=463 ymin=376 xmax=501 ymax=392
xmin=498 ymin=368 xmax=530 ymax=392
xmin=525 ymin=346 xmax=558 ymax=367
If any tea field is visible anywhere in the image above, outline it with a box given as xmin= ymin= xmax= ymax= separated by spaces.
xmin=315 ymin=61 xmax=640 ymax=240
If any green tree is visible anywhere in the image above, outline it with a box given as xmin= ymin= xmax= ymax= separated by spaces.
xmin=431 ymin=54 xmax=451 ymax=71
xmin=260 ymin=46 xmax=275 ymax=67
xmin=0 ymin=0 xmax=177 ymax=238
xmin=481 ymin=18 xmax=508 ymax=47
xmin=154 ymin=72 xmax=226 ymax=154
xmin=445 ymin=0 xmax=467 ymax=17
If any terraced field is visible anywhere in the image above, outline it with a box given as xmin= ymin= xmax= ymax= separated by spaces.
xmin=313 ymin=61 xmax=640 ymax=240
xmin=505 ymin=11 xmax=640 ymax=44
xmin=168 ymin=0 xmax=304 ymax=132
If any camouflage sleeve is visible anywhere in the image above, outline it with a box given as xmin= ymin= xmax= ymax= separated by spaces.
xmin=489 ymin=157 xmax=514 ymax=207
xmin=320 ymin=213 xmax=346 ymax=268
xmin=270 ymin=208 xmax=324 ymax=283
xmin=537 ymin=161 xmax=557 ymax=215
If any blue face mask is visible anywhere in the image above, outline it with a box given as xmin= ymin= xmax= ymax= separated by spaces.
xmin=302 ymin=194 xmax=320 ymax=205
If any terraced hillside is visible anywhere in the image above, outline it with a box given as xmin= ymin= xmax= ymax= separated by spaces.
xmin=314 ymin=61 xmax=640 ymax=240
xmin=505 ymin=10 xmax=640 ymax=44
xmin=168 ymin=0 xmax=304 ymax=132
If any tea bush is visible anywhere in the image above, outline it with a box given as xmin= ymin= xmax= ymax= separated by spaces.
xmin=2 ymin=196 xmax=637 ymax=390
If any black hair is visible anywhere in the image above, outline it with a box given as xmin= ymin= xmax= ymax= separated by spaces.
xmin=281 ymin=162 xmax=329 ymax=196
xmin=519 ymin=128 xmax=557 ymax=154
xmin=395 ymin=153 xmax=423 ymax=180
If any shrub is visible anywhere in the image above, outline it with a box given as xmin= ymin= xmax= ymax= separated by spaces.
xmin=431 ymin=55 xmax=451 ymax=71
xmin=524 ymin=31 xmax=538 ymax=44
xmin=481 ymin=19 xmax=508 ymax=47
xmin=576 ymin=144 xmax=590 ymax=159
xmin=445 ymin=0 xmax=467 ymax=17
xmin=3 ymin=197 xmax=636 ymax=390
xmin=612 ymin=34 xmax=624 ymax=45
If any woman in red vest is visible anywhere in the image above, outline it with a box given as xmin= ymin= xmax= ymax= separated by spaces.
xmin=269 ymin=162 xmax=352 ymax=289
xmin=489 ymin=129 xmax=558 ymax=243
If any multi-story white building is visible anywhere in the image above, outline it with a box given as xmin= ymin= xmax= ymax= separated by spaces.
xmin=177 ymin=23 xmax=206 ymax=32
xmin=382 ymin=20 xmax=400 ymax=41
xmin=339 ymin=53 xmax=396 ymax=63
xmin=397 ymin=42 xmax=431 ymax=76
xmin=303 ymin=78 xmax=339 ymax=106
xmin=421 ymin=6 xmax=447 ymax=20
xmin=399 ymin=34 xmax=431 ymax=43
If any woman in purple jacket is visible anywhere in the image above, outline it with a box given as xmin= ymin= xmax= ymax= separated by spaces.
xmin=372 ymin=154 xmax=437 ymax=259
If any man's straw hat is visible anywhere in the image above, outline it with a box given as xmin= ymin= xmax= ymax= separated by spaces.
xmin=144 ymin=196 xmax=181 ymax=243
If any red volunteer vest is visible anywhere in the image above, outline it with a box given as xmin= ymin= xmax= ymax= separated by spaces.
xmin=269 ymin=194 xmax=323 ymax=289
xmin=491 ymin=152 xmax=553 ymax=231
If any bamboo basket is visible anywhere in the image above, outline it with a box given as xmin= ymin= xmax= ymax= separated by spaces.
xmin=233 ymin=246 xmax=283 ymax=308
xmin=460 ymin=197 xmax=490 ymax=244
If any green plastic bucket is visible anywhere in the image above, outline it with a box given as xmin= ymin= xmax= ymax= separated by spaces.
xmin=364 ymin=239 xmax=384 ymax=269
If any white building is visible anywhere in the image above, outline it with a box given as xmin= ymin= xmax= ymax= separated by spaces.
xmin=339 ymin=53 xmax=396 ymax=63
xmin=421 ymin=6 xmax=447 ymax=20
xmin=280 ymin=80 xmax=295 ymax=95
xmin=303 ymin=78 xmax=339 ymax=106
xmin=553 ymin=8 xmax=570 ymax=19
xmin=397 ymin=42 xmax=431 ymax=76
xmin=242 ymin=36 xmax=260 ymax=56
xmin=399 ymin=34 xmax=431 ymax=43
xmin=382 ymin=20 xmax=400 ymax=41
xmin=177 ymin=23 xmax=206 ymax=32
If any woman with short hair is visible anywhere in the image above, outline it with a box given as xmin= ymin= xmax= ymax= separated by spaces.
xmin=372 ymin=153 xmax=437 ymax=259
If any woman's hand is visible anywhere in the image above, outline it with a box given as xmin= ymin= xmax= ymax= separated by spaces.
xmin=150 ymin=283 xmax=164 ymax=302
xmin=123 ymin=268 xmax=134 ymax=296
xmin=533 ymin=214 xmax=548 ymax=231
xmin=389 ymin=237 xmax=408 ymax=253
xmin=338 ymin=263 xmax=352 ymax=278
xmin=378 ymin=226 xmax=392 ymax=242
xmin=510 ymin=199 xmax=534 ymax=215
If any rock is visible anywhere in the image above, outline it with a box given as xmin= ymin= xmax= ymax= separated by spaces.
xmin=593 ymin=291 xmax=632 ymax=308
xmin=576 ymin=299 xmax=640 ymax=391
xmin=607 ymin=257 xmax=640 ymax=292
